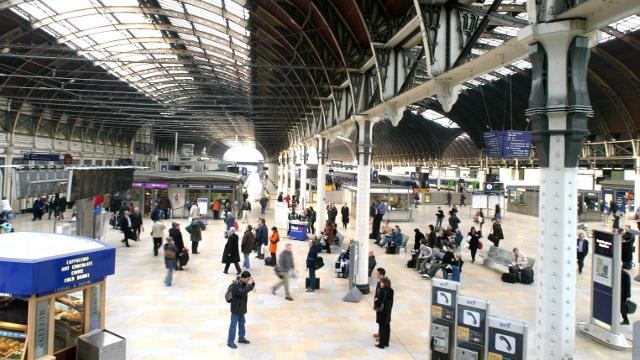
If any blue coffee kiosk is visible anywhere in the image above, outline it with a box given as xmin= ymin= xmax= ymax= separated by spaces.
xmin=0 ymin=232 xmax=116 ymax=360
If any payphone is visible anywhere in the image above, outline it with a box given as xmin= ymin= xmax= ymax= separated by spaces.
xmin=430 ymin=279 xmax=460 ymax=359
xmin=456 ymin=296 xmax=489 ymax=360
xmin=487 ymin=316 xmax=527 ymax=360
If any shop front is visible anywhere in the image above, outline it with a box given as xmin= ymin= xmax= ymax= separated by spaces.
xmin=0 ymin=232 xmax=116 ymax=360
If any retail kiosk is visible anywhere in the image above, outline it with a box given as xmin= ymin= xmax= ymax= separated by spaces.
xmin=0 ymin=232 xmax=116 ymax=360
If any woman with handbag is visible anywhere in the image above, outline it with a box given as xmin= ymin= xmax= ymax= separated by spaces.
xmin=374 ymin=277 xmax=394 ymax=348
xmin=467 ymin=227 xmax=481 ymax=263
xmin=305 ymin=238 xmax=320 ymax=292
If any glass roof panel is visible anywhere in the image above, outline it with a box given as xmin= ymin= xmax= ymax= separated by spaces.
xmin=10 ymin=0 xmax=252 ymax=104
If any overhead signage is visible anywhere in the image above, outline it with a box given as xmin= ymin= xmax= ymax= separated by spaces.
xmin=332 ymin=160 xmax=343 ymax=165
xmin=241 ymin=167 xmax=248 ymax=176
xmin=176 ymin=184 xmax=234 ymax=190
xmin=0 ymin=233 xmax=116 ymax=296
xmin=410 ymin=172 xmax=416 ymax=180
xmin=23 ymin=153 xmax=61 ymax=162
xmin=484 ymin=131 xmax=532 ymax=159
xmin=132 ymin=183 xmax=169 ymax=189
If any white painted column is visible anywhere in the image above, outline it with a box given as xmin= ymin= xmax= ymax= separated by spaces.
xmin=354 ymin=115 xmax=375 ymax=294
xmin=521 ymin=20 xmax=590 ymax=359
xmin=634 ymin=157 xmax=640 ymax=214
xmin=436 ymin=162 xmax=442 ymax=190
xmin=289 ymin=147 xmax=296 ymax=200
xmin=276 ymin=153 xmax=283 ymax=197
xmin=299 ymin=144 xmax=308 ymax=212
xmin=316 ymin=136 xmax=328 ymax=236
xmin=283 ymin=152 xmax=289 ymax=196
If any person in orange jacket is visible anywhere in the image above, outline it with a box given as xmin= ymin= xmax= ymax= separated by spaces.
xmin=269 ymin=227 xmax=280 ymax=266
xmin=212 ymin=199 xmax=221 ymax=220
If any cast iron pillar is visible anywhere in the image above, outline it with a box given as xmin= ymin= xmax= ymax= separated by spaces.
xmin=283 ymin=152 xmax=289 ymax=197
xmin=635 ymin=157 xmax=640 ymax=213
xmin=520 ymin=20 xmax=591 ymax=359
xmin=316 ymin=136 xmax=329 ymax=236
xmin=299 ymin=144 xmax=308 ymax=212
xmin=289 ymin=147 xmax=296 ymax=201
xmin=354 ymin=115 xmax=375 ymax=294
xmin=277 ymin=153 xmax=283 ymax=197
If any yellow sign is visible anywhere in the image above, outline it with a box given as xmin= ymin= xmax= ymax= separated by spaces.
xmin=431 ymin=305 xmax=442 ymax=318
xmin=488 ymin=352 xmax=503 ymax=360
xmin=457 ymin=326 xmax=469 ymax=341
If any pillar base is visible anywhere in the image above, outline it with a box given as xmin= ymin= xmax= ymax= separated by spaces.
xmin=356 ymin=283 xmax=370 ymax=294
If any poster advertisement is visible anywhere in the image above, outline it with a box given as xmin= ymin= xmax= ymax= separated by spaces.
xmin=593 ymin=254 xmax=612 ymax=287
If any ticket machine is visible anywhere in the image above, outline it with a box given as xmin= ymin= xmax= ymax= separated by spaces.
xmin=430 ymin=279 xmax=459 ymax=359
xmin=456 ymin=296 xmax=489 ymax=360
xmin=487 ymin=316 xmax=527 ymax=360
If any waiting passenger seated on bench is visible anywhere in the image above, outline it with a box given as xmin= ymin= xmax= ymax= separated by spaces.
xmin=335 ymin=247 xmax=351 ymax=278
xmin=379 ymin=225 xmax=401 ymax=247
xmin=375 ymin=220 xmax=391 ymax=245
xmin=511 ymin=248 xmax=528 ymax=270
xmin=422 ymin=244 xmax=457 ymax=279
xmin=415 ymin=239 xmax=433 ymax=273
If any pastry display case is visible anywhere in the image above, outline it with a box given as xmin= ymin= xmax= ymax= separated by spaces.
xmin=0 ymin=233 xmax=116 ymax=360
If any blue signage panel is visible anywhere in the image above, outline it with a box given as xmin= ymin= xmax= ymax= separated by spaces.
xmin=484 ymin=131 xmax=532 ymax=159
xmin=288 ymin=223 xmax=307 ymax=241
xmin=0 ymin=235 xmax=116 ymax=297
xmin=615 ymin=191 xmax=626 ymax=213
xmin=241 ymin=167 xmax=248 ymax=176
xmin=371 ymin=170 xmax=378 ymax=181
xmin=410 ymin=172 xmax=416 ymax=180
xmin=592 ymin=230 xmax=615 ymax=326
xmin=502 ymin=131 xmax=532 ymax=159
xmin=484 ymin=131 xmax=505 ymax=158
xmin=23 ymin=153 xmax=61 ymax=162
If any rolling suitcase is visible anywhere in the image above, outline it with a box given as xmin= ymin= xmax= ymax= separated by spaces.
xmin=305 ymin=277 xmax=320 ymax=289
xmin=501 ymin=272 xmax=517 ymax=283
xmin=179 ymin=250 xmax=189 ymax=267
xmin=265 ymin=257 xmax=274 ymax=267
xmin=519 ymin=267 xmax=534 ymax=284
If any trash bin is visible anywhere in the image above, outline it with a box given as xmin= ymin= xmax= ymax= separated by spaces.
xmin=76 ymin=329 xmax=125 ymax=360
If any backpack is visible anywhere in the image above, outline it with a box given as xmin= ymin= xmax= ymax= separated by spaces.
xmin=225 ymin=282 xmax=235 ymax=303
xmin=164 ymin=244 xmax=177 ymax=260
xmin=185 ymin=224 xmax=193 ymax=233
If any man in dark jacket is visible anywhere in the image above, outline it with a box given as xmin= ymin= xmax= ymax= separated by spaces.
xmin=413 ymin=228 xmax=426 ymax=251
xmin=306 ymin=207 xmax=316 ymax=233
xmin=576 ymin=232 xmax=589 ymax=274
xmin=130 ymin=207 xmax=143 ymax=241
xmin=227 ymin=271 xmax=255 ymax=348
xmin=241 ymin=225 xmax=255 ymax=270
xmin=435 ymin=207 xmax=445 ymax=228
xmin=119 ymin=210 xmax=134 ymax=247
xmin=254 ymin=218 xmax=268 ymax=259
xmin=446 ymin=191 xmax=452 ymax=206
xmin=448 ymin=211 xmax=460 ymax=231
xmin=169 ymin=222 xmax=185 ymax=270
xmin=621 ymin=226 xmax=635 ymax=269
xmin=621 ymin=266 xmax=631 ymax=325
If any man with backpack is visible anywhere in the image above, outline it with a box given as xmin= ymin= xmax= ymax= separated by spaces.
xmin=226 ymin=271 xmax=255 ymax=349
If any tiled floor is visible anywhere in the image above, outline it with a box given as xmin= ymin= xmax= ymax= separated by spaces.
xmin=11 ymin=197 xmax=637 ymax=359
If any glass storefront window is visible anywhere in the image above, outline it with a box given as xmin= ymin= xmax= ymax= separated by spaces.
xmin=54 ymin=291 xmax=84 ymax=352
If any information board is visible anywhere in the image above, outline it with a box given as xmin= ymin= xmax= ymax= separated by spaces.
xmin=472 ymin=194 xmax=488 ymax=209
xmin=484 ymin=131 xmax=532 ymax=159
xmin=592 ymin=230 xmax=619 ymax=328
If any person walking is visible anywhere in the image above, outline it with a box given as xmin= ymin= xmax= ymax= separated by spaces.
xmin=576 ymin=232 xmax=589 ymax=274
xmin=58 ymin=195 xmax=67 ymax=219
xmin=327 ymin=203 xmax=338 ymax=224
xmin=241 ymin=199 xmax=251 ymax=223
xmin=169 ymin=222 xmax=185 ymax=270
xmin=259 ymin=195 xmax=268 ymax=215
xmin=32 ymin=196 xmax=45 ymax=221
xmin=307 ymin=206 xmax=316 ymax=233
xmin=474 ymin=210 xmax=485 ymax=233
xmin=272 ymin=243 xmax=295 ymax=301
xmin=255 ymin=218 xmax=268 ymax=259
xmin=374 ymin=277 xmax=394 ymax=348
xmin=163 ymin=237 xmax=178 ymax=286
xmin=621 ymin=266 xmax=632 ymax=325
xmin=130 ymin=207 xmax=143 ymax=241
xmin=225 ymin=212 xmax=237 ymax=232
xmin=435 ymin=207 xmax=445 ymax=229
xmin=446 ymin=191 xmax=452 ymax=206
xmin=269 ymin=227 xmax=280 ymax=266
xmin=340 ymin=202 xmax=350 ymax=229
xmin=1 ymin=197 xmax=12 ymax=219
xmin=119 ymin=210 xmax=134 ymax=247
xmin=150 ymin=218 xmax=166 ymax=256
xmin=467 ymin=226 xmax=480 ymax=263
xmin=494 ymin=203 xmax=502 ymax=221
xmin=306 ymin=238 xmax=320 ymax=292
xmin=460 ymin=192 xmax=466 ymax=207
xmin=48 ymin=195 xmax=58 ymax=219
xmin=223 ymin=228 xmax=242 ymax=275
xmin=212 ymin=199 xmax=221 ymax=220
xmin=188 ymin=216 xmax=202 ymax=254
xmin=227 ymin=271 xmax=255 ymax=349
xmin=241 ymin=225 xmax=255 ymax=270
xmin=277 ymin=192 xmax=283 ymax=202
xmin=323 ymin=220 xmax=334 ymax=253
xmin=448 ymin=210 xmax=460 ymax=232
xmin=489 ymin=220 xmax=504 ymax=247
xmin=189 ymin=202 xmax=200 ymax=221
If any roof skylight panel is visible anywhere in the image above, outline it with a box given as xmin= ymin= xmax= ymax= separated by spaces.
xmin=89 ymin=30 xmax=130 ymax=44
xmin=158 ymin=0 xmax=185 ymax=12
xmin=16 ymin=2 xmax=52 ymax=21
xmin=480 ymin=73 xmax=499 ymax=82
xmin=228 ymin=21 xmax=248 ymax=36
xmin=113 ymin=12 xmax=152 ymax=25
xmin=67 ymin=14 xmax=114 ymax=29
xmin=186 ymin=3 xmax=225 ymax=24
xmin=493 ymin=26 xmax=518 ymax=36
xmin=170 ymin=18 xmax=192 ymax=29
xmin=225 ymin=0 xmax=248 ymax=19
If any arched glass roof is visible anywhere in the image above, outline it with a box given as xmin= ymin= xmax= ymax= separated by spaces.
xmin=10 ymin=0 xmax=252 ymax=104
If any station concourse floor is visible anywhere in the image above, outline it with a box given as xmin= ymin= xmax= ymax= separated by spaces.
xmin=12 ymin=201 xmax=638 ymax=359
